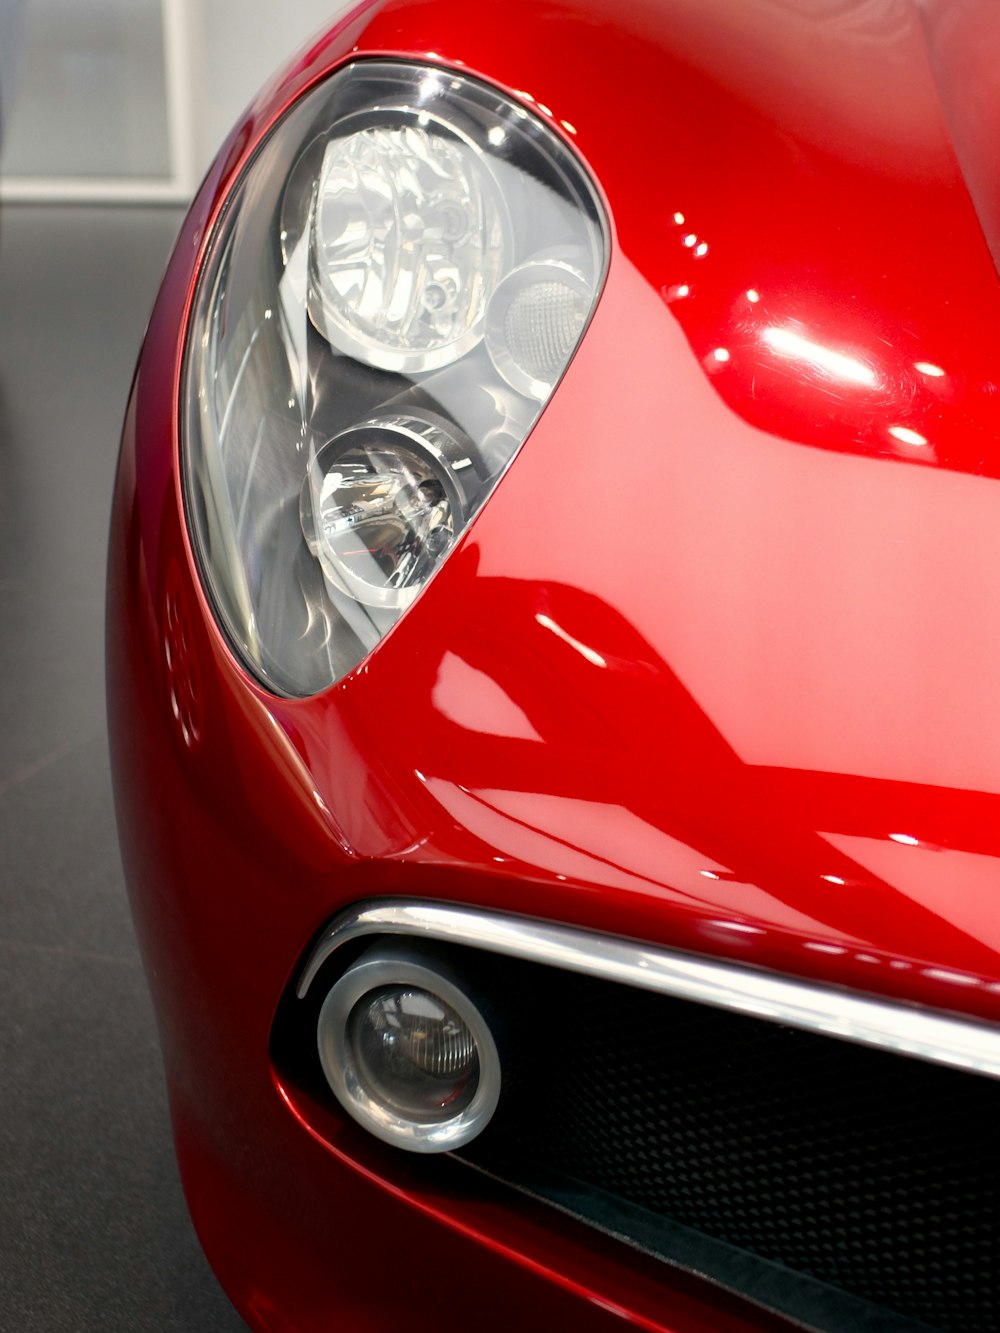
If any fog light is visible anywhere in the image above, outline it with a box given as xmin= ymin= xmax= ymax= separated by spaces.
xmin=316 ymin=946 xmax=501 ymax=1151
xmin=351 ymin=987 xmax=479 ymax=1116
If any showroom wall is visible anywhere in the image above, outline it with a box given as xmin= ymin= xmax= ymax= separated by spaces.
xmin=0 ymin=0 xmax=342 ymax=201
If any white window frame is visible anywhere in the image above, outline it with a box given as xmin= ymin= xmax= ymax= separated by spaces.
xmin=0 ymin=0 xmax=196 ymax=204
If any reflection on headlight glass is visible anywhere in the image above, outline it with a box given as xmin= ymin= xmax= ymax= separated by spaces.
xmin=184 ymin=61 xmax=607 ymax=697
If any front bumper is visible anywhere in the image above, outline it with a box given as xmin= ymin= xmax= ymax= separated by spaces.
xmin=107 ymin=404 xmax=784 ymax=1333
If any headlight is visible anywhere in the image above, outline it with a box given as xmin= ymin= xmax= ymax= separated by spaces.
xmin=307 ymin=111 xmax=511 ymax=373
xmin=183 ymin=61 xmax=607 ymax=697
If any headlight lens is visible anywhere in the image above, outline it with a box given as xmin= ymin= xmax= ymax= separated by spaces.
xmin=308 ymin=113 xmax=511 ymax=372
xmin=184 ymin=61 xmax=606 ymax=696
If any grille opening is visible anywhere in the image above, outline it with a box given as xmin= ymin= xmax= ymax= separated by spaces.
xmin=281 ymin=936 xmax=1000 ymax=1333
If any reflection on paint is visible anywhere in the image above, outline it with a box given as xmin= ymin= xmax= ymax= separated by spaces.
xmin=762 ymin=325 xmax=878 ymax=387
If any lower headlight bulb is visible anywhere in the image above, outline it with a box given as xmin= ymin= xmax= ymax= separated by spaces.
xmin=300 ymin=413 xmax=475 ymax=611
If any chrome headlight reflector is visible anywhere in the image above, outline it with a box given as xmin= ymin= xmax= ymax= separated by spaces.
xmin=307 ymin=112 xmax=511 ymax=373
xmin=184 ymin=62 xmax=606 ymax=696
xmin=300 ymin=411 xmax=475 ymax=612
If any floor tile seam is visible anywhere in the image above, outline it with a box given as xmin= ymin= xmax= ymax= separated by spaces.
xmin=0 ymin=934 xmax=140 ymax=970
xmin=0 ymin=728 xmax=103 ymax=800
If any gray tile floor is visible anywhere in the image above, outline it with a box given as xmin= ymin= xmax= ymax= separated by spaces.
xmin=0 ymin=205 xmax=246 ymax=1330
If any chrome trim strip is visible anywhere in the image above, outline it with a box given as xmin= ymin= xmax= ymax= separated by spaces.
xmin=297 ymin=899 xmax=1000 ymax=1080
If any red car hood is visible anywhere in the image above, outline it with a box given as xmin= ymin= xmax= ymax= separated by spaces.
xmin=249 ymin=0 xmax=1000 ymax=1017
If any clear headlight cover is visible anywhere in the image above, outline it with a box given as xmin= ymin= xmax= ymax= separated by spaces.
xmin=184 ymin=61 xmax=607 ymax=696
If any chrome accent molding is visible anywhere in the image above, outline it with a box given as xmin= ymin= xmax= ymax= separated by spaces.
xmin=298 ymin=900 xmax=1000 ymax=1080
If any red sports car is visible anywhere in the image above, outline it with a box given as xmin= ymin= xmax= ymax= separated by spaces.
xmin=107 ymin=0 xmax=1000 ymax=1329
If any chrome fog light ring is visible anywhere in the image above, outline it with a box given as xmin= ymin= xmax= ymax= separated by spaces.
xmin=316 ymin=946 xmax=502 ymax=1152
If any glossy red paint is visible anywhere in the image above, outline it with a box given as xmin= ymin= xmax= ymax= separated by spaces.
xmin=108 ymin=0 xmax=1000 ymax=1328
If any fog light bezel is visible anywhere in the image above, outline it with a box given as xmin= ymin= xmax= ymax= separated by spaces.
xmin=316 ymin=946 xmax=502 ymax=1152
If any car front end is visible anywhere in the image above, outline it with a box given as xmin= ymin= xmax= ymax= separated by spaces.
xmin=107 ymin=1 xmax=1000 ymax=1329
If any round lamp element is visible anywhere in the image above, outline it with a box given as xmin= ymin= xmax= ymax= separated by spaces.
xmin=485 ymin=260 xmax=592 ymax=400
xmin=350 ymin=987 xmax=479 ymax=1118
xmin=300 ymin=413 xmax=474 ymax=611
xmin=308 ymin=112 xmax=510 ymax=372
xmin=316 ymin=947 xmax=501 ymax=1152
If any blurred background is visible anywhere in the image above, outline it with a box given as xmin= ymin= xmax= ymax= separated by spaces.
xmin=0 ymin=0 xmax=338 ymax=200
xmin=0 ymin=2 xmax=341 ymax=1328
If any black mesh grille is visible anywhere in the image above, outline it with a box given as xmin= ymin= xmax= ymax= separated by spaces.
xmin=455 ymin=958 xmax=1000 ymax=1333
